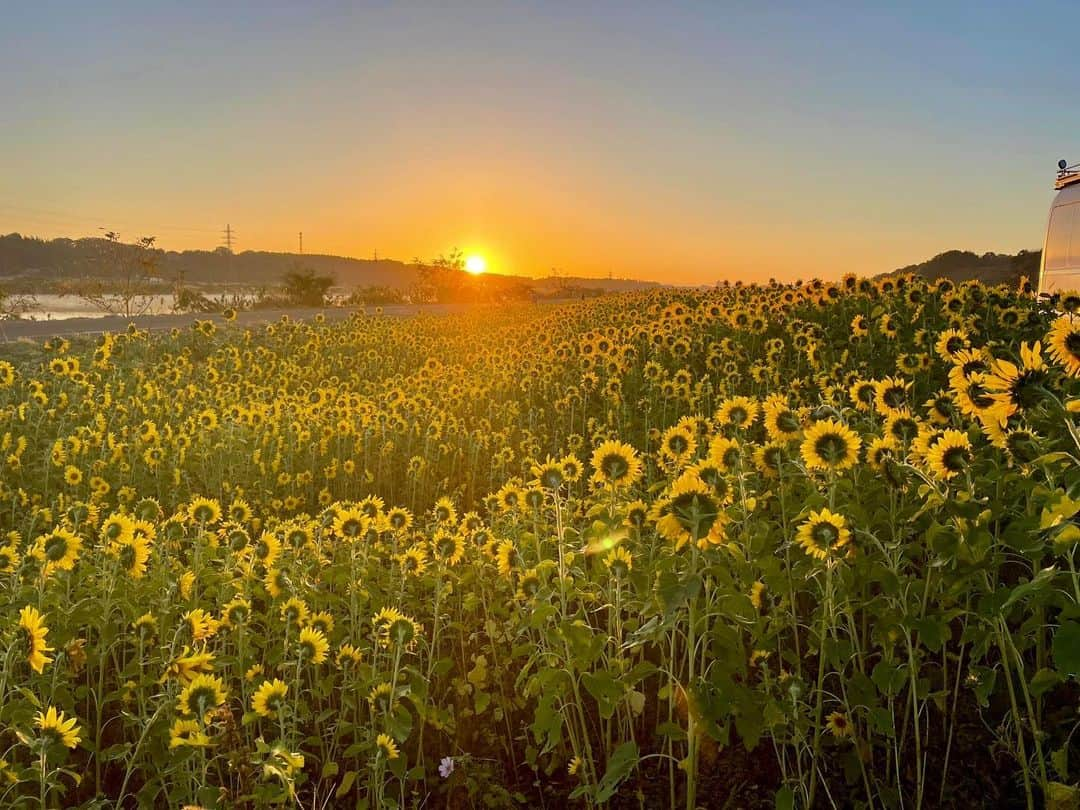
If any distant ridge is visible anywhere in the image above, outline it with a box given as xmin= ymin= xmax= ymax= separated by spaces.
xmin=0 ymin=233 xmax=660 ymax=293
xmin=890 ymin=249 xmax=1041 ymax=287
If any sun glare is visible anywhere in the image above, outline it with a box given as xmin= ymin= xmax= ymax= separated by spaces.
xmin=465 ymin=255 xmax=487 ymax=275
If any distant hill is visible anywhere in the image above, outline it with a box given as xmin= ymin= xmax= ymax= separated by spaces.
xmin=0 ymin=233 xmax=661 ymax=293
xmin=891 ymin=249 xmax=1041 ymax=287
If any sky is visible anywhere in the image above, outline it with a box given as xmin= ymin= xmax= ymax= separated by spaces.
xmin=1 ymin=1 xmax=1078 ymax=284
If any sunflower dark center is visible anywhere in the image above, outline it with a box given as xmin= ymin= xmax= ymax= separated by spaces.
xmin=811 ymin=522 xmax=838 ymax=546
xmin=1066 ymin=331 xmax=1080 ymax=356
xmin=942 ymin=446 xmax=968 ymax=471
xmin=44 ymin=535 xmax=68 ymax=561
xmin=814 ymin=433 xmax=848 ymax=462
xmin=601 ymin=453 xmax=629 ymax=480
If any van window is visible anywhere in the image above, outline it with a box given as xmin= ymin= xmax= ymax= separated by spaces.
xmin=1047 ymin=202 xmax=1080 ymax=271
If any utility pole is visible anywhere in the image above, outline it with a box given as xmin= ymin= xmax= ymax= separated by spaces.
xmin=221 ymin=224 xmax=235 ymax=253
xmin=299 ymin=232 xmax=303 ymax=255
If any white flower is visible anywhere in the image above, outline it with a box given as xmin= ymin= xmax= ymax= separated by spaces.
xmin=439 ymin=756 xmax=455 ymax=778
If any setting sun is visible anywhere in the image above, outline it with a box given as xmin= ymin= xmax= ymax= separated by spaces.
xmin=464 ymin=255 xmax=487 ymax=275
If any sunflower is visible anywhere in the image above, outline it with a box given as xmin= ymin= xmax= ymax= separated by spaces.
xmin=923 ymin=391 xmax=954 ymax=425
xmin=253 ymin=531 xmax=282 ymax=567
xmin=850 ymin=314 xmax=869 ymax=337
xmin=603 ymin=546 xmax=633 ymax=577
xmin=826 ymin=711 xmax=854 ymax=738
xmin=848 ymin=380 xmax=877 ymax=413
xmin=1003 ymin=428 xmax=1041 ymax=465
xmin=800 ymin=419 xmax=861 ymax=473
xmin=933 ymin=328 xmax=967 ymax=361
xmin=115 ymin=534 xmax=151 ymax=579
xmin=221 ymin=597 xmax=252 ymax=628
xmin=873 ymin=376 xmax=911 ymax=417
xmin=332 ymin=507 xmax=367 ymax=539
xmin=188 ymin=496 xmax=222 ymax=525
xmin=866 ymin=436 xmax=900 ymax=472
xmin=337 ymin=643 xmax=363 ymax=668
xmin=376 ymin=733 xmax=400 ymax=760
xmin=432 ymin=496 xmax=457 ymax=525
xmin=178 ymin=673 xmax=228 ymax=721
xmin=763 ymin=395 xmax=803 ymax=440
xmin=753 ymin=443 xmax=786 ymax=478
xmin=252 ymin=678 xmax=289 ymax=719
xmin=183 ymin=609 xmax=220 ymax=643
xmin=590 ymin=440 xmax=644 ymax=489
xmin=714 ymin=396 xmax=759 ymax=431
xmin=35 ymin=706 xmax=82 ymax=749
xmin=37 ymin=527 xmax=83 ymax=574
xmin=372 ymin=607 xmax=421 ymax=649
xmin=516 ymin=568 xmax=542 ymax=600
xmin=925 ymin=429 xmax=971 ymax=481
xmin=399 ymin=546 xmax=429 ymax=576
xmin=163 ymin=647 xmax=216 ymax=684
xmin=560 ymin=454 xmax=583 ymax=482
xmin=952 ymin=372 xmax=997 ymax=419
xmin=386 ymin=507 xmax=413 ymax=533
xmin=495 ymin=540 xmax=519 ymax=578
xmin=495 ymin=483 xmax=524 ymax=513
xmin=0 ymin=541 xmax=21 ymax=573
xmin=368 ymin=681 xmax=396 ymax=713
xmin=652 ymin=470 xmax=726 ymax=550
xmin=1048 ymin=314 xmax=1080 ymax=377
xmin=433 ymin=530 xmax=465 ymax=566
xmin=228 ymin=497 xmax=253 ymax=524
xmin=297 ymin=627 xmax=329 ymax=664
xmin=19 ymin=605 xmax=54 ymax=673
xmin=624 ymin=500 xmax=649 ymax=529
xmin=948 ymin=347 xmax=991 ymax=391
xmin=984 ymin=342 xmax=1048 ymax=421
xmin=708 ymin=435 xmax=743 ymax=472
xmin=280 ymin=597 xmax=310 ymax=628
xmin=796 ymin=509 xmax=851 ymax=560
xmin=883 ymin=409 xmax=920 ymax=445
xmin=133 ymin=613 xmax=158 ymax=639
xmin=307 ymin=611 xmax=335 ymax=636
xmin=532 ymin=457 xmax=566 ymax=490
xmin=750 ymin=581 xmax=766 ymax=609
xmin=169 ymin=718 xmax=211 ymax=749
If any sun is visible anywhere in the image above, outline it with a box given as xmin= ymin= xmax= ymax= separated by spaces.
xmin=464 ymin=255 xmax=486 ymax=275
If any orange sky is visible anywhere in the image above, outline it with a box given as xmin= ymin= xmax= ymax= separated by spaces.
xmin=1 ymin=5 xmax=1073 ymax=284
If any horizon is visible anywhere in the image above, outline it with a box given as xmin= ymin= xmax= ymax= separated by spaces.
xmin=2 ymin=3 xmax=1076 ymax=284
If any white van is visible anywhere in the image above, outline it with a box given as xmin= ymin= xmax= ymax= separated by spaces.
xmin=1039 ymin=160 xmax=1080 ymax=295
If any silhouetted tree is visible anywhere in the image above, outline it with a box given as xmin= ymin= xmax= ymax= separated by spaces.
xmin=282 ymin=267 xmax=334 ymax=307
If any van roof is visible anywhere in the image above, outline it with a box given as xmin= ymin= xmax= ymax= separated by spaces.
xmin=1057 ymin=168 xmax=1080 ymax=190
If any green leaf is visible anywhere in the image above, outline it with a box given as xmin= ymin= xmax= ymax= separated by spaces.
xmin=871 ymin=661 xmax=906 ymax=696
xmin=335 ymin=770 xmax=357 ymax=798
xmin=1001 ymin=566 xmax=1059 ymax=612
xmin=775 ymin=785 xmax=795 ymax=810
xmin=1030 ymin=667 xmax=1063 ymax=697
xmin=1052 ymin=746 xmax=1069 ymax=780
xmin=1055 ymin=622 xmax=1080 ymax=677
xmin=581 ymin=671 xmax=625 ymax=720
xmin=595 ymin=741 xmax=638 ymax=803
xmin=912 ymin=617 xmax=947 ymax=652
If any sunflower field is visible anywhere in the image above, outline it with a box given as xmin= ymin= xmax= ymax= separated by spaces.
xmin=2 ymin=275 xmax=1080 ymax=809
